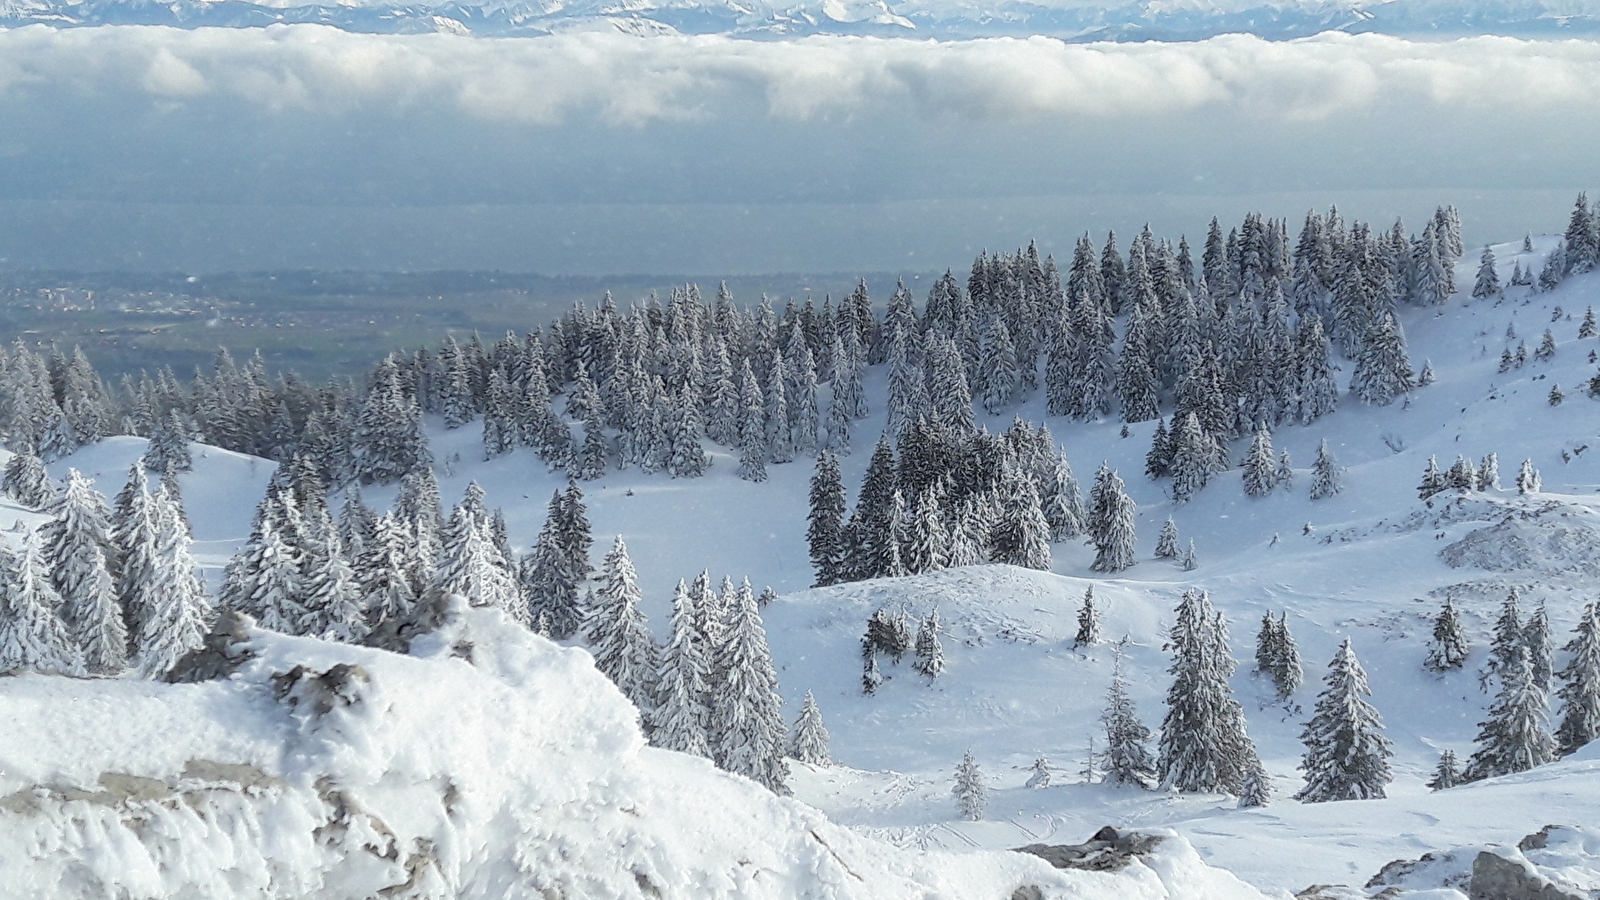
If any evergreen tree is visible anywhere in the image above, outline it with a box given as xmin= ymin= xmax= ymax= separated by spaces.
xmin=1295 ymin=639 xmax=1393 ymax=802
xmin=1241 ymin=424 xmax=1276 ymax=498
xmin=1169 ymin=412 xmax=1213 ymax=503
xmin=1040 ymin=451 xmax=1086 ymax=542
xmin=134 ymin=485 xmax=211 ymax=678
xmin=1425 ymin=598 xmax=1470 ymax=672
xmin=431 ymin=484 xmax=519 ymax=615
xmin=1472 ymin=246 xmax=1503 ymax=300
xmin=712 ymin=578 xmax=790 ymax=794
xmin=806 ymin=452 xmax=847 ymax=587
xmin=2 ymin=449 xmax=53 ymax=508
xmin=1089 ymin=466 xmax=1137 ymax=573
xmin=143 ymin=409 xmax=193 ymax=478
xmin=1181 ymin=539 xmax=1198 ymax=571
xmin=1524 ymin=600 xmax=1554 ymax=690
xmin=300 ymin=507 xmax=365 ymax=642
xmin=1465 ymin=647 xmax=1555 ymax=780
xmin=1102 ymin=643 xmax=1156 ymax=788
xmin=1237 ymin=759 xmax=1272 ymax=808
xmin=952 ymin=750 xmax=986 ymax=820
xmin=586 ymin=537 xmax=659 ymax=720
xmin=977 ymin=317 xmax=1020 ymax=415
xmin=41 ymin=469 xmax=125 ymax=673
xmin=0 ymin=536 xmax=82 ymax=674
xmin=1274 ymin=450 xmax=1294 ymax=492
xmin=736 ymin=361 xmax=768 ymax=483
xmin=1517 ymin=459 xmax=1541 ymax=494
xmin=842 ymin=437 xmax=897 ymax=581
xmin=1158 ymin=589 xmax=1258 ymax=794
xmin=1417 ymin=455 xmax=1447 ymax=500
xmin=355 ymin=513 xmax=418 ymax=631
xmin=1556 ymin=604 xmax=1600 ymax=756
xmin=1477 ymin=453 xmax=1500 ymax=491
xmin=987 ymin=463 xmax=1051 ymax=571
xmin=788 ymin=690 xmax=831 ymax=766
xmin=1074 ymin=586 xmax=1099 ymax=648
xmin=1426 ymin=750 xmax=1460 ymax=791
xmin=913 ymin=608 xmax=945 ymax=679
xmin=652 ymin=579 xmax=711 ymax=758
xmin=1350 ymin=309 xmax=1414 ymax=406
xmin=1580 ymin=307 xmax=1596 ymax=339
xmin=1155 ymin=517 xmax=1180 ymax=559
xmin=1484 ymin=588 xmax=1525 ymax=693
xmin=1310 ymin=439 xmax=1342 ymax=500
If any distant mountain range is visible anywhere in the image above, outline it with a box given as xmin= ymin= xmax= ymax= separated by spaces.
xmin=5 ymin=0 xmax=1600 ymax=40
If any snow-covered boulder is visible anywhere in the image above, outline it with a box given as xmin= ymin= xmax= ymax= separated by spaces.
xmin=0 ymin=600 xmax=1269 ymax=900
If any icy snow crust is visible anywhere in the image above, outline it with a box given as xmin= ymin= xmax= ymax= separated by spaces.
xmin=5 ymin=236 xmax=1600 ymax=895
xmin=0 ymin=603 xmax=1267 ymax=899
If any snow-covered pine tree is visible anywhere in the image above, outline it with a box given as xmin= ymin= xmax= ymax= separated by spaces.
xmin=1536 ymin=329 xmax=1557 ymax=362
xmin=1181 ymin=540 xmax=1198 ymax=571
xmin=1556 ymin=603 xmax=1600 ymax=756
xmin=1144 ymin=418 xmax=1172 ymax=479
xmin=712 ymin=578 xmax=790 ymax=794
xmin=430 ymin=484 xmax=519 ymax=614
xmin=41 ymin=469 xmax=125 ymax=673
xmin=788 ymin=690 xmax=831 ymax=766
xmin=913 ymin=608 xmax=945 ymax=679
xmin=1 ymin=449 xmax=53 ymax=508
xmin=952 ymin=750 xmax=986 ymax=820
xmin=1417 ymin=360 xmax=1435 ymax=386
xmin=842 ymin=437 xmax=898 ymax=582
xmin=804 ymin=451 xmax=847 ymax=590
xmin=1158 ymin=589 xmax=1259 ymax=794
xmin=1155 ymin=517 xmax=1180 ymax=559
xmin=1524 ymin=600 xmax=1554 ymax=689
xmin=1472 ymin=246 xmax=1502 ymax=300
xmin=977 ymin=317 xmax=1019 ymax=415
xmin=1241 ymin=424 xmax=1276 ymax=498
xmin=300 ymin=506 xmax=365 ymax=642
xmin=1040 ymin=451 xmax=1085 ymax=542
xmin=1089 ymin=465 xmax=1137 ymax=573
xmin=1465 ymin=647 xmax=1556 ymax=780
xmin=1350 ymin=309 xmax=1414 ymax=406
xmin=652 ymin=579 xmax=711 ymax=758
xmin=1074 ymin=586 xmax=1100 ymax=648
xmin=862 ymin=652 xmax=883 ymax=695
xmin=1581 ymin=307 xmax=1597 ymax=339
xmin=1425 ymin=598 xmax=1470 ymax=672
xmin=1168 ymin=412 xmax=1212 ymax=503
xmin=1295 ymin=639 xmax=1393 ymax=802
xmin=143 ymin=409 xmax=194 ymax=478
xmin=735 ymin=361 xmax=768 ymax=483
xmin=134 ymin=484 xmax=211 ymax=678
xmin=1310 ymin=439 xmax=1342 ymax=500
xmin=1483 ymin=587 xmax=1524 ymax=692
xmin=586 ymin=537 xmax=659 ymax=721
xmin=1539 ymin=241 xmax=1567 ymax=291
xmin=1427 ymin=750 xmax=1460 ymax=790
xmin=1237 ymin=759 xmax=1271 ymax=808
xmin=0 ymin=535 xmax=82 ymax=675
xmin=1477 ymin=453 xmax=1500 ymax=490
xmin=1417 ymin=455 xmax=1447 ymax=500
xmin=1517 ymin=459 xmax=1541 ymax=494
xmin=355 ymin=513 xmax=418 ymax=631
xmin=1102 ymin=644 xmax=1156 ymax=788
xmin=987 ymin=462 xmax=1051 ymax=571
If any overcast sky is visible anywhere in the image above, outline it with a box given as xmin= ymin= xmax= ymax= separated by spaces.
xmin=0 ymin=27 xmax=1595 ymax=274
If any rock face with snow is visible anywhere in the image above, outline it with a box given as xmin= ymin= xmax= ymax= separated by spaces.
xmin=0 ymin=600 xmax=1268 ymax=900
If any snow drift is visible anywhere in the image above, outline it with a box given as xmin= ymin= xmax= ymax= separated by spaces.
xmin=0 ymin=599 xmax=1267 ymax=900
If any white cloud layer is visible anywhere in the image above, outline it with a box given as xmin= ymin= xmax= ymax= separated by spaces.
xmin=1 ymin=25 xmax=1598 ymax=125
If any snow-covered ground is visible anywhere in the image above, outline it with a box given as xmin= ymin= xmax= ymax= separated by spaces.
xmin=5 ymin=234 xmax=1600 ymax=896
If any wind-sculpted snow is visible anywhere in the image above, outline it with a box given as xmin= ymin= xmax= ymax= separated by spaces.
xmin=0 ymin=599 xmax=1269 ymax=899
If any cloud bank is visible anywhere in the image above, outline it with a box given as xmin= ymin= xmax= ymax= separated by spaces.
xmin=0 ymin=25 xmax=1594 ymax=272
xmin=2 ymin=26 xmax=1599 ymax=125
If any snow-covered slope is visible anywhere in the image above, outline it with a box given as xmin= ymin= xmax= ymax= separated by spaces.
xmin=5 ymin=0 xmax=1600 ymax=39
xmin=7 ymin=234 xmax=1600 ymax=896
xmin=0 ymin=599 xmax=1270 ymax=899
